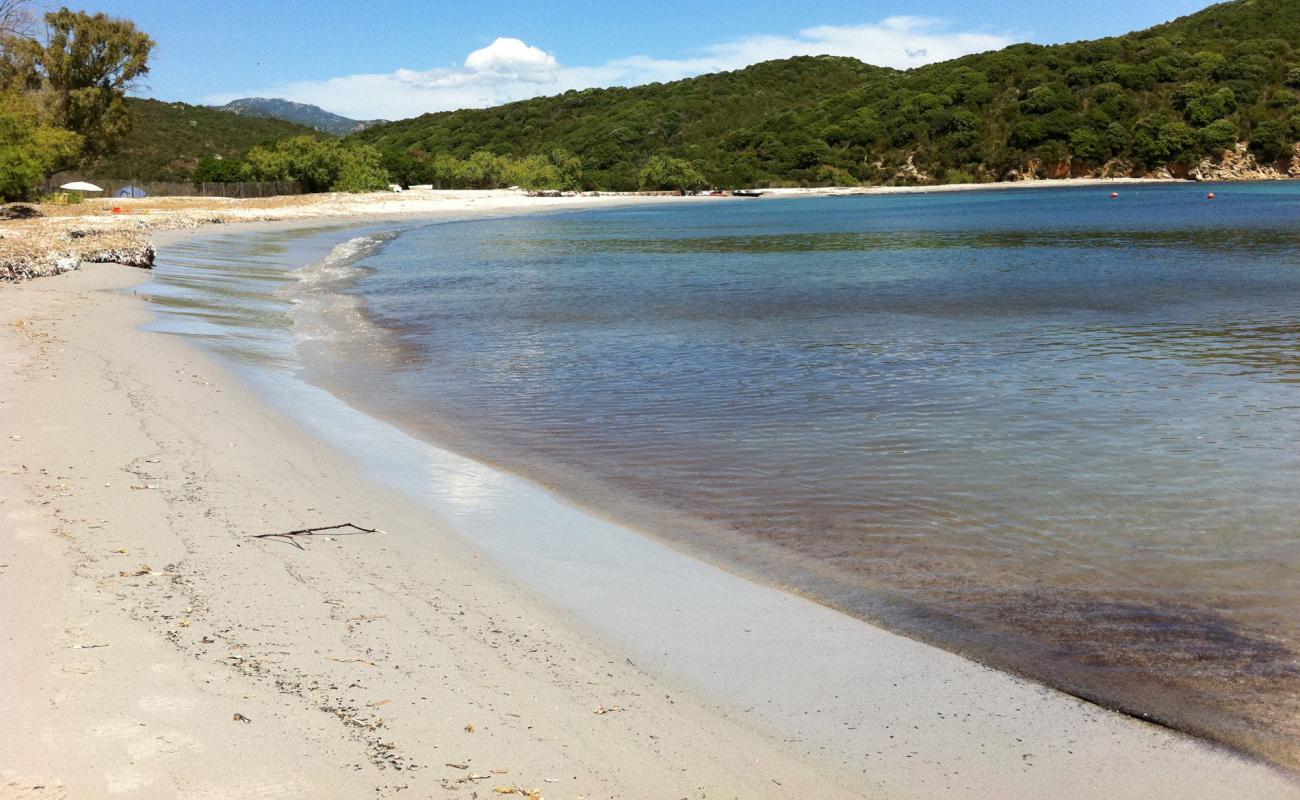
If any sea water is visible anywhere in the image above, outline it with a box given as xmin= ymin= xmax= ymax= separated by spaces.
xmin=143 ymin=184 xmax=1300 ymax=768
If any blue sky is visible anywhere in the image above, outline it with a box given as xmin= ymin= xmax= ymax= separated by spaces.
xmin=75 ymin=0 xmax=1215 ymax=120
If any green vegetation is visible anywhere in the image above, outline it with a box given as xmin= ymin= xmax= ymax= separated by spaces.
xmin=7 ymin=0 xmax=1300 ymax=200
xmin=89 ymin=106 xmax=390 ymax=192
xmin=381 ymin=148 xmax=584 ymax=190
xmin=0 ymin=91 xmax=80 ymax=199
xmin=1 ymin=3 xmax=152 ymax=200
xmin=12 ymin=8 xmax=153 ymax=159
xmin=89 ymin=97 xmax=319 ymax=181
xmin=639 ymin=154 xmax=707 ymax=191
xmin=229 ymin=135 xmax=390 ymax=192
xmin=353 ymin=0 xmax=1300 ymax=188
xmin=354 ymin=56 xmax=883 ymax=190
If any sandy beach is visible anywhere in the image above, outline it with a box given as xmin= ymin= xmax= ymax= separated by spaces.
xmin=3 ymin=190 xmax=1299 ymax=799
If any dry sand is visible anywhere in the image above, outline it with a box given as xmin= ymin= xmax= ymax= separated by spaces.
xmin=2 ymin=189 xmax=1297 ymax=799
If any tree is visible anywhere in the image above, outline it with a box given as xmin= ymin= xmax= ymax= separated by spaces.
xmin=16 ymin=8 xmax=154 ymax=158
xmin=0 ymin=91 xmax=81 ymax=200
xmin=193 ymin=154 xmax=244 ymax=183
xmin=332 ymin=145 xmax=390 ymax=192
xmin=546 ymin=148 xmax=584 ymax=190
xmin=0 ymin=0 xmax=34 ymax=39
xmin=1068 ymin=128 xmax=1107 ymax=164
xmin=500 ymin=154 xmax=560 ymax=191
xmin=1199 ymin=119 xmax=1238 ymax=153
xmin=1248 ymin=120 xmax=1291 ymax=163
xmin=639 ymin=154 xmax=706 ymax=191
xmin=241 ymin=136 xmax=390 ymax=193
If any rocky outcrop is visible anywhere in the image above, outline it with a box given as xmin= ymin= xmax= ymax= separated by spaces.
xmin=999 ymin=143 xmax=1300 ymax=184
xmin=1005 ymin=157 xmax=1088 ymax=181
xmin=1188 ymin=142 xmax=1300 ymax=181
xmin=891 ymin=155 xmax=932 ymax=184
xmin=1004 ymin=160 xmax=1048 ymax=181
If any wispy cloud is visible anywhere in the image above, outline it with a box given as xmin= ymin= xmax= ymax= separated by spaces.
xmin=203 ymin=18 xmax=1014 ymax=121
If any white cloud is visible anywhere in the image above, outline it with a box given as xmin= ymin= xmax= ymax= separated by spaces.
xmin=203 ymin=18 xmax=1014 ymax=121
xmin=396 ymin=37 xmax=560 ymax=90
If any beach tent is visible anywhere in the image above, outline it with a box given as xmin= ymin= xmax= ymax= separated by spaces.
xmin=59 ymin=181 xmax=103 ymax=193
xmin=115 ymin=185 xmax=148 ymax=198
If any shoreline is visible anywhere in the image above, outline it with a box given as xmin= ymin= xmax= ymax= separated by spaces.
xmin=1 ymin=261 xmax=871 ymax=799
xmin=206 ymin=205 xmax=1300 ymax=776
xmin=3 ymin=193 xmax=1299 ymax=797
xmin=0 ymin=177 xmax=1199 ymax=281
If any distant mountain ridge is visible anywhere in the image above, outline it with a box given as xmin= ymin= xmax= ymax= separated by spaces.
xmin=216 ymin=97 xmax=385 ymax=136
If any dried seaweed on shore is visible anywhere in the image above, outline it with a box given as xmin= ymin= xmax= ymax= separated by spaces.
xmin=0 ymin=226 xmax=156 ymax=280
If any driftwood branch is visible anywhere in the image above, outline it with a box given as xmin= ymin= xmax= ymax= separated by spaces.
xmin=252 ymin=522 xmax=379 ymax=550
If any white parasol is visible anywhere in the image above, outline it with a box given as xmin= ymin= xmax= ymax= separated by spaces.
xmin=59 ymin=181 xmax=103 ymax=193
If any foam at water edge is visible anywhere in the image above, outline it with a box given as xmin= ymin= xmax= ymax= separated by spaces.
xmin=287 ymin=231 xmax=399 ymax=346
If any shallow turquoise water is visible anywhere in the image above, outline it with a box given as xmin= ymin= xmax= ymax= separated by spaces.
xmin=145 ymin=185 xmax=1300 ymax=767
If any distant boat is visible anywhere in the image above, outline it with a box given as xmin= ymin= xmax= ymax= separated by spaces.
xmin=732 ymin=189 xmax=764 ymax=197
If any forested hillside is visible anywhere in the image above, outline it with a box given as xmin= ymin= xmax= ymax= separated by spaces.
xmin=352 ymin=0 xmax=1300 ymax=189
xmin=82 ymin=98 xmax=320 ymax=181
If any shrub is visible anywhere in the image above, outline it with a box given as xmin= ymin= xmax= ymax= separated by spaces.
xmin=0 ymin=94 xmax=83 ymax=201
xmin=1199 ymin=119 xmax=1239 ymax=153
xmin=241 ymin=136 xmax=390 ymax=192
xmin=1248 ymin=120 xmax=1292 ymax=163
xmin=638 ymin=154 xmax=706 ymax=191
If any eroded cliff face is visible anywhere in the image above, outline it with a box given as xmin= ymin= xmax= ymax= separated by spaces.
xmin=890 ymin=155 xmax=932 ymax=184
xmin=993 ymin=142 xmax=1300 ymax=184
xmin=1007 ymin=158 xmax=1109 ymax=181
xmin=882 ymin=138 xmax=1300 ymax=186
xmin=1186 ymin=142 xmax=1300 ymax=181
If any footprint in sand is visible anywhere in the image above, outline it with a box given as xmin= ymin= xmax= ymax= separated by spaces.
xmin=0 ymin=774 xmax=68 ymax=800
xmin=138 ymin=694 xmax=201 ymax=713
xmin=87 ymin=719 xmax=146 ymax=740
xmin=126 ymin=731 xmax=202 ymax=760
xmin=184 ymin=780 xmax=309 ymax=800
xmin=6 ymin=509 xmax=46 ymax=542
xmin=10 ymin=527 xmax=43 ymax=542
xmin=56 ymin=660 xmax=102 ymax=676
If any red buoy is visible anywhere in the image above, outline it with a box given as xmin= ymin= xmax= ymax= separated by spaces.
xmin=1110 ymin=192 xmax=1119 ymax=199
xmin=1206 ymin=192 xmax=1216 ymax=200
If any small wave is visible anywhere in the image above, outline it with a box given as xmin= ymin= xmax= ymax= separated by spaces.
xmin=286 ymin=230 xmax=403 ymax=350
xmin=294 ymin=231 xmax=398 ymax=289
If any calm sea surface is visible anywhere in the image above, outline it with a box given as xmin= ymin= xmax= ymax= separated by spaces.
xmin=149 ymin=185 xmax=1300 ymax=769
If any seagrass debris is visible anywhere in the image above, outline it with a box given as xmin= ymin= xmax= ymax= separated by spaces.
xmin=0 ymin=227 xmax=155 ymax=280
